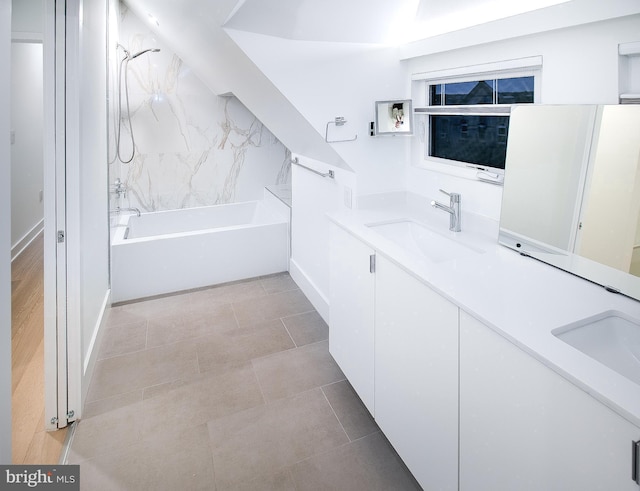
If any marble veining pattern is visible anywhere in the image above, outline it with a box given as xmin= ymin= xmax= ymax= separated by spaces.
xmin=108 ymin=4 xmax=291 ymax=216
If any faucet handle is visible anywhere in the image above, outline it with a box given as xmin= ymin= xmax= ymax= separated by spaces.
xmin=439 ymin=189 xmax=460 ymax=202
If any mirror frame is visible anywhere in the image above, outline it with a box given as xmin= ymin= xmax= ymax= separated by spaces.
xmin=374 ymin=99 xmax=413 ymax=136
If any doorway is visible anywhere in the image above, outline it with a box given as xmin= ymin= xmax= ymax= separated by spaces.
xmin=10 ymin=0 xmax=69 ymax=464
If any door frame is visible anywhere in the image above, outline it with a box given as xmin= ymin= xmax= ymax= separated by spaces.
xmin=43 ymin=0 xmax=71 ymax=431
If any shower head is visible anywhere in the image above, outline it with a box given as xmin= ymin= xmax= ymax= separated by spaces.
xmin=128 ymin=48 xmax=160 ymax=60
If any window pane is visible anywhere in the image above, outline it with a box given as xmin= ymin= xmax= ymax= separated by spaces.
xmin=429 ymin=84 xmax=442 ymax=105
xmin=497 ymin=76 xmax=534 ymax=104
xmin=444 ymin=80 xmax=494 ymax=105
xmin=430 ymin=115 xmax=509 ymax=169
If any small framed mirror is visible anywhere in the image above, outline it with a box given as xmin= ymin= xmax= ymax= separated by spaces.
xmin=374 ymin=99 xmax=413 ymax=135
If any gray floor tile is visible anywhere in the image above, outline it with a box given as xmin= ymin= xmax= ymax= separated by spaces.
xmin=97 ymin=320 xmax=147 ymax=359
xmin=86 ymin=340 xmax=199 ymax=402
xmin=207 ymin=388 xmax=349 ymax=489
xmin=252 ymin=340 xmax=345 ymax=402
xmin=140 ymin=363 xmax=265 ymax=435
xmin=78 ymin=424 xmax=215 ymax=491
xmin=205 ymin=278 xmax=267 ymax=304
xmin=68 ymin=402 xmax=144 ymax=463
xmin=233 ymin=289 xmax=314 ymax=327
xmin=196 ymin=319 xmax=295 ymax=374
xmin=322 ymin=380 xmax=379 ymax=441
xmin=282 ymin=310 xmax=329 ymax=346
xmin=146 ymin=303 xmax=237 ymax=348
xmin=115 ymin=292 xmax=192 ymax=318
xmin=290 ymin=432 xmax=422 ymax=491
xmin=82 ymin=390 xmax=143 ymax=420
xmin=142 ymin=379 xmax=189 ymax=401
xmin=260 ymin=272 xmax=299 ymax=294
xmin=185 ymin=287 xmax=230 ymax=314
xmin=104 ymin=306 xmax=147 ymax=328
xmin=227 ymin=468 xmax=297 ymax=491
xmin=75 ymin=273 xmax=418 ymax=489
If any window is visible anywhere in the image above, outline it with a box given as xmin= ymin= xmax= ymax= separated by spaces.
xmin=418 ymin=71 xmax=537 ymax=172
xmin=430 ymin=115 xmax=510 ymax=169
xmin=429 ymin=77 xmax=534 ymax=106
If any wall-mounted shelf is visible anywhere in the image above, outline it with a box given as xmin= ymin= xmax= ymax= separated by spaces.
xmin=619 ymin=42 xmax=640 ymax=103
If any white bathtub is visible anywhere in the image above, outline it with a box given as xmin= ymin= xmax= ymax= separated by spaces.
xmin=111 ymin=200 xmax=290 ymax=303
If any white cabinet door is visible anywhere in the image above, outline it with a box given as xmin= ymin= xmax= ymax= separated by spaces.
xmin=375 ymin=255 xmax=459 ymax=490
xmin=460 ymin=310 xmax=640 ymax=491
xmin=329 ymin=224 xmax=375 ymax=414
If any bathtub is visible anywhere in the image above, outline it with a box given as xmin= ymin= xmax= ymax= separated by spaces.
xmin=110 ymin=200 xmax=290 ymax=303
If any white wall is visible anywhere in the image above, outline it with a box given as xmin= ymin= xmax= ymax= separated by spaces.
xmin=0 ymin=0 xmax=12 ymax=464
xmin=65 ymin=0 xmax=111 ymax=413
xmin=406 ymin=14 xmax=640 ymax=222
xmin=10 ymin=41 xmax=43 ymax=254
xmin=225 ymin=32 xmax=412 ymax=315
xmin=289 ymin=157 xmax=355 ymax=321
xmin=227 ymin=30 xmax=411 ymax=197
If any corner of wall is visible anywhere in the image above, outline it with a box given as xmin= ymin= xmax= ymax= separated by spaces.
xmin=290 ymin=259 xmax=330 ymax=323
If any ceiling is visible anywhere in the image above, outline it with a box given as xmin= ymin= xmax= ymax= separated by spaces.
xmin=222 ymin=0 xmax=573 ymax=45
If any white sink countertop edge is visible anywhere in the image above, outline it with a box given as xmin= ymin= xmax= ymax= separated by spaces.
xmin=328 ymin=191 xmax=640 ymax=428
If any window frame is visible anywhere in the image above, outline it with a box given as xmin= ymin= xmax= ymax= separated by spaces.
xmin=414 ymin=65 xmax=541 ymax=175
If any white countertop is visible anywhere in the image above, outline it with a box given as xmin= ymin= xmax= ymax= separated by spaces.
xmin=328 ymin=191 xmax=640 ymax=428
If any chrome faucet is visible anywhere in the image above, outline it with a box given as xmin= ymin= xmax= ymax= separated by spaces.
xmin=112 ymin=178 xmax=127 ymax=199
xmin=431 ymin=189 xmax=461 ymax=232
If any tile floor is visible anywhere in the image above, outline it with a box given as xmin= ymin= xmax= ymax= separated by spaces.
xmin=68 ymin=273 xmax=420 ymax=490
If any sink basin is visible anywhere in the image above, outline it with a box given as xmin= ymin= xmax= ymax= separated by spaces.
xmin=367 ymin=219 xmax=484 ymax=263
xmin=553 ymin=311 xmax=640 ymax=385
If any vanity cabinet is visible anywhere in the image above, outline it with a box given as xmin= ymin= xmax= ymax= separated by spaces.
xmin=330 ymin=215 xmax=640 ymax=490
xmin=329 ymin=223 xmax=459 ymax=489
xmin=375 ymin=255 xmax=459 ymax=490
xmin=329 ymin=224 xmax=376 ymax=414
xmin=459 ymin=310 xmax=640 ymax=491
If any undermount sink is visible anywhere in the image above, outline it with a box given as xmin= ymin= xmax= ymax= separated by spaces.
xmin=366 ymin=219 xmax=484 ymax=263
xmin=553 ymin=311 xmax=640 ymax=385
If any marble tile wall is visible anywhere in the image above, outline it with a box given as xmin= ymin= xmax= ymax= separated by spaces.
xmin=108 ymin=4 xmax=290 ymax=215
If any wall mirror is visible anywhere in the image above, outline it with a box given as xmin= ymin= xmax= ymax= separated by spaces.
xmin=499 ymin=104 xmax=640 ymax=301
xmin=374 ymin=99 xmax=413 ymax=135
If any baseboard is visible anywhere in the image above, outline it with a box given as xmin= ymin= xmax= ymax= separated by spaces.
xmin=11 ymin=219 xmax=44 ymax=262
xmin=80 ymin=289 xmax=111 ymax=413
xmin=289 ymin=258 xmax=329 ymax=324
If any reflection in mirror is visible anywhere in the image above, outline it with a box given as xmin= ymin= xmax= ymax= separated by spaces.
xmin=499 ymin=105 xmax=640 ymax=302
xmin=374 ymin=99 xmax=413 ymax=135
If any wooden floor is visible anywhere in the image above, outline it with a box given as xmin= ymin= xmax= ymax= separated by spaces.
xmin=11 ymin=232 xmax=67 ymax=464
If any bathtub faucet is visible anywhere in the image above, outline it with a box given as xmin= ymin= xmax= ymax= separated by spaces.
xmin=112 ymin=178 xmax=127 ymax=199
xmin=111 ymin=206 xmax=141 ymax=217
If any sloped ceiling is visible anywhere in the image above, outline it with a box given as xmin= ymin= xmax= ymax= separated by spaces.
xmin=122 ymin=0 xmax=352 ymax=170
